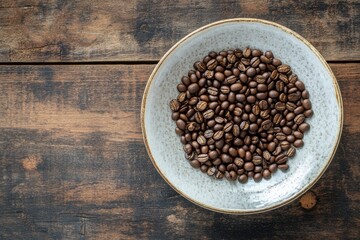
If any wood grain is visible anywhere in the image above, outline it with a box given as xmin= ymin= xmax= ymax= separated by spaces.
xmin=0 ymin=64 xmax=359 ymax=239
xmin=0 ymin=0 xmax=359 ymax=62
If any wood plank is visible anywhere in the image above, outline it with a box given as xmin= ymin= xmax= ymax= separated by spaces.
xmin=0 ymin=0 xmax=359 ymax=62
xmin=0 ymin=63 xmax=359 ymax=239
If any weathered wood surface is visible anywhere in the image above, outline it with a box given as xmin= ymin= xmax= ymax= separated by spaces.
xmin=0 ymin=0 xmax=359 ymax=62
xmin=0 ymin=64 xmax=359 ymax=239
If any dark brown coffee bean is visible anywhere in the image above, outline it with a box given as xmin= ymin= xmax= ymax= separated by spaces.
xmin=298 ymin=123 xmax=310 ymax=133
xmin=267 ymin=142 xmax=276 ymax=152
xmin=197 ymin=135 xmax=207 ymax=146
xmin=194 ymin=112 xmax=203 ymax=123
xmin=176 ymin=119 xmax=186 ymax=130
xmin=246 ymin=67 xmax=256 ymax=77
xmin=190 ymin=159 xmax=201 ymax=168
xmin=172 ymin=112 xmax=180 ymax=121
xmin=252 ymin=156 xmax=263 ymax=165
xmin=286 ymin=102 xmax=297 ymax=111
xmin=302 ymin=90 xmax=310 ymax=99
xmin=203 ymin=109 xmax=214 ymax=119
xmin=293 ymin=139 xmax=304 ymax=148
xmin=223 ymin=122 xmax=233 ymax=132
xmin=277 ymin=64 xmax=291 ymax=73
xmin=170 ymin=99 xmax=180 ymax=111
xmin=273 ymin=146 xmax=282 ymax=156
xmin=206 ymin=59 xmax=217 ymax=70
xmin=288 ymin=93 xmax=300 ymax=102
xmin=280 ymin=141 xmax=291 ymax=150
xmin=188 ymin=83 xmax=200 ymax=94
xmin=278 ymin=164 xmax=289 ymax=170
xmin=273 ymin=113 xmax=282 ymax=125
xmin=197 ymin=153 xmax=209 ymax=163
xmin=213 ymin=130 xmax=224 ymax=141
xmin=302 ymin=99 xmax=312 ymax=110
xmin=278 ymin=93 xmax=287 ymax=102
xmin=295 ymin=80 xmax=305 ymax=91
xmin=193 ymin=61 xmax=206 ymax=72
xmin=243 ymin=47 xmax=251 ymax=58
xmin=240 ymin=121 xmax=250 ymax=130
xmin=294 ymin=114 xmax=305 ymax=125
xmin=196 ymin=101 xmax=207 ymax=112
xmin=244 ymin=162 xmax=254 ymax=171
xmin=287 ymin=147 xmax=296 ymax=157
xmin=294 ymin=106 xmax=304 ymax=115
xmin=269 ymin=90 xmax=279 ymax=98
xmin=286 ymin=135 xmax=295 ymax=143
xmin=304 ymin=109 xmax=313 ymax=117
xmin=285 ymin=112 xmax=295 ymax=121
xmin=230 ymin=83 xmax=242 ymax=92
xmin=259 ymin=54 xmax=271 ymax=63
xmin=275 ymin=102 xmax=286 ymax=111
xmin=238 ymin=174 xmax=248 ymax=183
xmin=276 ymin=132 xmax=287 ymax=141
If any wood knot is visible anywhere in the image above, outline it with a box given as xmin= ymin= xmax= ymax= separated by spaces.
xmin=22 ymin=154 xmax=43 ymax=171
xmin=299 ymin=191 xmax=317 ymax=210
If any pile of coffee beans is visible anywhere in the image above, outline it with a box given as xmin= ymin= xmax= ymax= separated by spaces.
xmin=169 ymin=48 xmax=312 ymax=183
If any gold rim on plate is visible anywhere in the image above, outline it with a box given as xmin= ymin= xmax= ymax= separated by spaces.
xmin=140 ymin=18 xmax=343 ymax=214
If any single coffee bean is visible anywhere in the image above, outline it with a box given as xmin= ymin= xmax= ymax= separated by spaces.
xmin=230 ymin=83 xmax=242 ymax=92
xmin=302 ymin=99 xmax=312 ymax=110
xmin=170 ymin=99 xmax=180 ymax=111
xmin=287 ymin=147 xmax=296 ymax=157
xmin=252 ymin=156 xmax=263 ymax=165
xmin=277 ymin=64 xmax=291 ymax=73
xmin=267 ymin=142 xmax=276 ymax=152
xmin=280 ymin=141 xmax=291 ymax=150
xmin=288 ymin=93 xmax=301 ymax=102
xmin=304 ymin=109 xmax=313 ymax=117
xmin=197 ymin=135 xmax=207 ymax=146
xmin=238 ymin=174 xmax=248 ymax=183
xmin=299 ymin=123 xmax=310 ymax=132
xmin=197 ymin=153 xmax=209 ymax=163
xmin=213 ymin=130 xmax=224 ymax=140
xmin=244 ymin=162 xmax=255 ymax=171
xmin=275 ymin=102 xmax=286 ymax=111
xmin=286 ymin=102 xmax=297 ymax=111
xmin=196 ymin=101 xmax=207 ymax=112
xmin=294 ymin=106 xmax=304 ymax=115
xmin=240 ymin=121 xmax=250 ymax=130
xmin=223 ymin=122 xmax=233 ymax=132
xmin=294 ymin=114 xmax=305 ymax=125
xmin=278 ymin=164 xmax=289 ymax=170
xmin=293 ymin=139 xmax=304 ymax=148
xmin=203 ymin=109 xmax=214 ymax=119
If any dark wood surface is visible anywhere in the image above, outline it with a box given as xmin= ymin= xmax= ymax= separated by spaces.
xmin=0 ymin=0 xmax=359 ymax=62
xmin=0 ymin=1 xmax=359 ymax=239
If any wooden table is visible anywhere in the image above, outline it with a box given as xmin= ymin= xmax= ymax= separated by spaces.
xmin=0 ymin=1 xmax=359 ymax=239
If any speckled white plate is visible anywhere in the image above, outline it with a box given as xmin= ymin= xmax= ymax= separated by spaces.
xmin=141 ymin=18 xmax=343 ymax=214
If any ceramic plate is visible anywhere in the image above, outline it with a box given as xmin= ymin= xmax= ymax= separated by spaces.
xmin=141 ymin=18 xmax=343 ymax=214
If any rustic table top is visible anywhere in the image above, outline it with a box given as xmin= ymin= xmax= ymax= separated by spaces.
xmin=0 ymin=1 xmax=359 ymax=239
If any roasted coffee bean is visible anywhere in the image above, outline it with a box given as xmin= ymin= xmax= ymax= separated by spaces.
xmin=288 ymin=93 xmax=300 ymax=102
xmin=197 ymin=154 xmax=209 ymax=163
xmin=286 ymin=102 xmax=297 ymax=111
xmin=275 ymin=102 xmax=286 ymax=111
xmin=170 ymin=99 xmax=180 ymax=111
xmin=299 ymin=123 xmax=310 ymax=132
xmin=278 ymin=164 xmax=289 ymax=170
xmin=293 ymin=139 xmax=304 ymax=148
xmin=203 ymin=109 xmax=214 ymax=119
xmin=287 ymin=147 xmax=296 ymax=157
xmin=223 ymin=122 xmax=233 ymax=132
xmin=277 ymin=64 xmax=291 ymax=73
xmin=294 ymin=114 xmax=305 ymax=125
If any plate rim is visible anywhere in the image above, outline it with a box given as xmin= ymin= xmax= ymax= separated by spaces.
xmin=140 ymin=18 xmax=344 ymax=215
